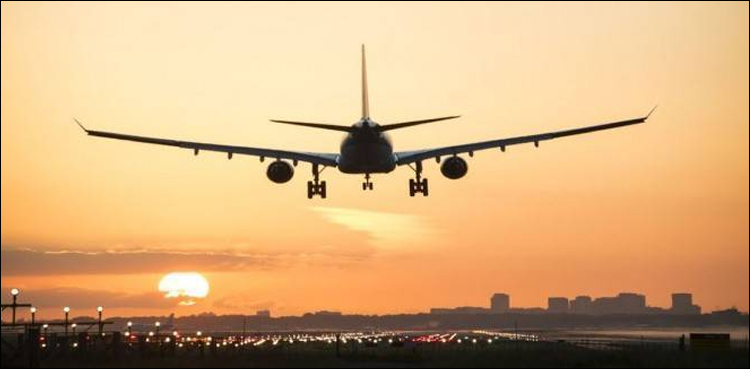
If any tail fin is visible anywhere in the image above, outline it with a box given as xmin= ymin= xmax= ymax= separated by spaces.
xmin=361 ymin=44 xmax=369 ymax=119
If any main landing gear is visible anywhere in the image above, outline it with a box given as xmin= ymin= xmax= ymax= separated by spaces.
xmin=362 ymin=173 xmax=374 ymax=190
xmin=408 ymin=161 xmax=429 ymax=197
xmin=307 ymin=163 xmax=327 ymax=199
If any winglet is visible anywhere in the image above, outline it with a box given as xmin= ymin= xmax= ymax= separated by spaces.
xmin=645 ymin=105 xmax=658 ymax=120
xmin=74 ymin=118 xmax=89 ymax=133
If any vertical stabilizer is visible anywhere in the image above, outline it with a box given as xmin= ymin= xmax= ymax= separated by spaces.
xmin=361 ymin=44 xmax=369 ymax=119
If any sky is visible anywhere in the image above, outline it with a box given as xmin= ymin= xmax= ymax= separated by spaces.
xmin=1 ymin=2 xmax=748 ymax=320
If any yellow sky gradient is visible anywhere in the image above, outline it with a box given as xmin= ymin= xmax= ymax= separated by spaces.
xmin=1 ymin=2 xmax=748 ymax=318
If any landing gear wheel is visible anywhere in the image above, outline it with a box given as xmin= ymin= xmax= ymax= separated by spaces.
xmin=307 ymin=164 xmax=327 ymax=199
xmin=408 ymin=161 xmax=429 ymax=197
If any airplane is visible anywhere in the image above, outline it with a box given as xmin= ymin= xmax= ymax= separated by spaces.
xmin=75 ymin=45 xmax=654 ymax=199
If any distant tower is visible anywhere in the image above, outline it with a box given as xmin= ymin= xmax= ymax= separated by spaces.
xmin=490 ymin=293 xmax=510 ymax=313
xmin=547 ymin=297 xmax=569 ymax=313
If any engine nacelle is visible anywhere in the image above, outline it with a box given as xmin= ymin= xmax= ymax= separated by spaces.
xmin=440 ymin=156 xmax=468 ymax=179
xmin=266 ymin=161 xmax=294 ymax=184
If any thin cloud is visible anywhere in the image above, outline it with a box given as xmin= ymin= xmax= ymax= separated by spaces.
xmin=0 ymin=247 xmax=372 ymax=277
xmin=310 ymin=207 xmax=435 ymax=250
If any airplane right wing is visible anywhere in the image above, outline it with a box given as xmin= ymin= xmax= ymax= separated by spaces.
xmin=394 ymin=108 xmax=655 ymax=166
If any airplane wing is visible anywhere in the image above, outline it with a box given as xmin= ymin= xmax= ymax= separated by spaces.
xmin=394 ymin=108 xmax=655 ymax=166
xmin=74 ymin=120 xmax=339 ymax=167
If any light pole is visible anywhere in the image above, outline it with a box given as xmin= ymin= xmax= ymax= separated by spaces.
xmin=155 ymin=321 xmax=161 ymax=343
xmin=97 ymin=306 xmax=104 ymax=336
xmin=127 ymin=321 xmax=132 ymax=338
xmin=63 ymin=307 xmax=70 ymax=336
xmin=43 ymin=324 xmax=49 ymax=337
xmin=30 ymin=306 xmax=37 ymax=325
xmin=10 ymin=288 xmax=19 ymax=325
xmin=72 ymin=323 xmax=77 ymax=336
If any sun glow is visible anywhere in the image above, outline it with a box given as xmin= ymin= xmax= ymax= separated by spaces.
xmin=158 ymin=272 xmax=210 ymax=306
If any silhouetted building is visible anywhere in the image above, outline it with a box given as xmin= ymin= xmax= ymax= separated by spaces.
xmin=490 ymin=293 xmax=510 ymax=313
xmin=570 ymin=295 xmax=592 ymax=314
xmin=591 ymin=292 xmax=647 ymax=314
xmin=430 ymin=307 xmax=489 ymax=315
xmin=256 ymin=310 xmax=271 ymax=318
xmin=547 ymin=297 xmax=569 ymax=313
xmin=670 ymin=293 xmax=701 ymax=315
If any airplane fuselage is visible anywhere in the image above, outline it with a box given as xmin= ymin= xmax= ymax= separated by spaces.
xmin=337 ymin=119 xmax=396 ymax=174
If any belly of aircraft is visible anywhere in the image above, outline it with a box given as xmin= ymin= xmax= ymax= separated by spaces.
xmin=338 ymin=142 xmax=396 ymax=174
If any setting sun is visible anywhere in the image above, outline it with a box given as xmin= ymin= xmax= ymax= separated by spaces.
xmin=158 ymin=272 xmax=210 ymax=306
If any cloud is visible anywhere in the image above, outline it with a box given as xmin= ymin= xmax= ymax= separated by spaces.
xmin=0 ymin=247 xmax=371 ymax=277
xmin=311 ymin=207 xmax=435 ymax=250
xmin=0 ymin=248 xmax=274 ymax=276
xmin=0 ymin=286 xmax=174 ymax=310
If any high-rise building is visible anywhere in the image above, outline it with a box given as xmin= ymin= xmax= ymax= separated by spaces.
xmin=670 ymin=293 xmax=701 ymax=315
xmin=547 ymin=297 xmax=569 ymax=313
xmin=491 ymin=293 xmax=510 ymax=313
xmin=570 ymin=295 xmax=592 ymax=314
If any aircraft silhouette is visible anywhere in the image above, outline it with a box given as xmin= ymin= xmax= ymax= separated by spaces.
xmin=76 ymin=45 xmax=654 ymax=198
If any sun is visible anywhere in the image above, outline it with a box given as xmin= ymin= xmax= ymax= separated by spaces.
xmin=158 ymin=272 xmax=210 ymax=306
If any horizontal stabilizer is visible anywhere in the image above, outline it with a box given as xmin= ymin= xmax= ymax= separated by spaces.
xmin=379 ymin=115 xmax=460 ymax=131
xmin=269 ymin=119 xmax=354 ymax=132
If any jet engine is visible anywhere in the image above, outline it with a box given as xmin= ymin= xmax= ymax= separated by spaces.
xmin=440 ymin=156 xmax=468 ymax=179
xmin=266 ymin=161 xmax=294 ymax=183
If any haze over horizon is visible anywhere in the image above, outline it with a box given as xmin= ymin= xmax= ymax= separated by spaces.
xmin=1 ymin=2 xmax=748 ymax=319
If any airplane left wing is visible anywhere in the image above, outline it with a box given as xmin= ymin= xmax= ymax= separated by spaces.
xmin=394 ymin=108 xmax=655 ymax=166
xmin=74 ymin=120 xmax=339 ymax=167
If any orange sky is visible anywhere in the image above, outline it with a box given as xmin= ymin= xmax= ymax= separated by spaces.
xmin=1 ymin=2 xmax=748 ymax=319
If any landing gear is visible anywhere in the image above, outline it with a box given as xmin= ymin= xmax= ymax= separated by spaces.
xmin=362 ymin=173 xmax=374 ymax=191
xmin=408 ymin=161 xmax=429 ymax=197
xmin=307 ymin=164 xmax=327 ymax=199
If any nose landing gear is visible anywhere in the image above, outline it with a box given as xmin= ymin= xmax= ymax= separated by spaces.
xmin=362 ymin=173 xmax=374 ymax=190
xmin=307 ymin=163 xmax=327 ymax=199
xmin=408 ymin=161 xmax=428 ymax=197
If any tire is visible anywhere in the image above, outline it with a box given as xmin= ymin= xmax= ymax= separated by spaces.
xmin=422 ymin=178 xmax=429 ymax=196
xmin=368 ymin=182 xmax=373 ymax=190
